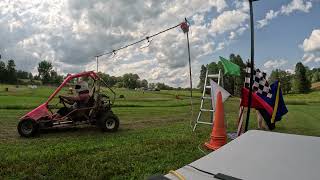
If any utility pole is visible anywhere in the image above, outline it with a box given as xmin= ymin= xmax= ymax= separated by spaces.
xmin=181 ymin=18 xmax=193 ymax=115
xmin=96 ymin=56 xmax=99 ymax=72
xmin=186 ymin=19 xmax=192 ymax=100
xmin=244 ymin=0 xmax=259 ymax=132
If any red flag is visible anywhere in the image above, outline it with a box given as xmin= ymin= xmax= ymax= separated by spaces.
xmin=240 ymin=88 xmax=273 ymax=115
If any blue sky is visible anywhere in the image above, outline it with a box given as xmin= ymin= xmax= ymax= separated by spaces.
xmin=0 ymin=0 xmax=319 ymax=87
xmin=208 ymin=0 xmax=320 ymax=73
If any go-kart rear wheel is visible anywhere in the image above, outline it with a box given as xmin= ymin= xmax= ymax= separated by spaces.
xmin=17 ymin=119 xmax=39 ymax=137
xmin=97 ymin=112 xmax=119 ymax=132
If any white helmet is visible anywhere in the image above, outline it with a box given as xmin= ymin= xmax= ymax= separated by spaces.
xmin=75 ymin=81 xmax=89 ymax=93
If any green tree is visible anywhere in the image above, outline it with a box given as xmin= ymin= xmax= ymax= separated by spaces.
xmin=269 ymin=69 xmax=292 ymax=94
xmin=293 ymin=62 xmax=311 ymax=93
xmin=197 ymin=54 xmax=246 ymax=96
xmin=198 ymin=65 xmax=206 ymax=88
xmin=50 ymin=70 xmax=63 ymax=85
xmin=122 ymin=73 xmax=140 ymax=89
xmin=156 ymin=82 xmax=173 ymax=90
xmin=216 ymin=54 xmax=245 ymax=96
xmin=33 ymin=75 xmax=41 ymax=80
xmin=115 ymin=81 xmax=124 ymax=88
xmin=228 ymin=54 xmax=246 ymax=96
xmin=198 ymin=62 xmax=221 ymax=93
xmin=6 ymin=60 xmax=17 ymax=83
xmin=140 ymin=79 xmax=148 ymax=88
xmin=0 ymin=61 xmax=6 ymax=83
xmin=98 ymin=73 xmax=116 ymax=87
xmin=16 ymin=70 xmax=29 ymax=79
xmin=207 ymin=62 xmax=220 ymax=74
xmin=28 ymin=72 xmax=33 ymax=80
xmin=148 ymin=83 xmax=156 ymax=89
xmin=110 ymin=76 xmax=118 ymax=87
xmin=37 ymin=60 xmax=53 ymax=84
xmin=305 ymin=66 xmax=313 ymax=83
xmin=311 ymin=71 xmax=320 ymax=83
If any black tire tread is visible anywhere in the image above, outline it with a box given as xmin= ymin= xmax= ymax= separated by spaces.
xmin=97 ymin=111 xmax=119 ymax=132
xmin=17 ymin=119 xmax=39 ymax=138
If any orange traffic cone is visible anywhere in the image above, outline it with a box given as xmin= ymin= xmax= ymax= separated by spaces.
xmin=204 ymin=91 xmax=227 ymax=150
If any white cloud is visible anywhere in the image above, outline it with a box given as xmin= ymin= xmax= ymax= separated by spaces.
xmin=264 ymin=59 xmax=288 ymax=69
xmin=302 ymin=53 xmax=320 ymax=63
xmin=225 ymin=25 xmax=248 ymax=41
xmin=257 ymin=10 xmax=279 ymax=28
xmin=0 ymin=0 xmax=232 ymax=87
xmin=208 ymin=0 xmax=228 ymax=13
xmin=281 ymin=0 xmax=312 ymax=15
xmin=192 ymin=14 xmax=205 ymax=25
xmin=216 ymin=42 xmax=225 ymax=51
xmin=210 ymin=10 xmax=249 ymax=34
xmin=301 ymin=29 xmax=320 ymax=64
xmin=257 ymin=0 xmax=312 ymax=29
xmin=237 ymin=26 xmax=247 ymax=35
xmin=302 ymin=29 xmax=320 ymax=52
xmin=229 ymin=31 xmax=236 ymax=40
xmin=234 ymin=1 xmax=249 ymax=12
xmin=0 ymin=0 xmax=262 ymax=87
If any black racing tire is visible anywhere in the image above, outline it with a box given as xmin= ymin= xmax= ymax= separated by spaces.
xmin=17 ymin=119 xmax=39 ymax=137
xmin=97 ymin=112 xmax=119 ymax=132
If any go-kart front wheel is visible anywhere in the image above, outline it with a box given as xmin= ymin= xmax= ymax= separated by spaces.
xmin=97 ymin=112 xmax=119 ymax=132
xmin=17 ymin=119 xmax=39 ymax=137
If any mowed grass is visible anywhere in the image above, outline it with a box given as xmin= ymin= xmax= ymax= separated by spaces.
xmin=0 ymin=84 xmax=320 ymax=179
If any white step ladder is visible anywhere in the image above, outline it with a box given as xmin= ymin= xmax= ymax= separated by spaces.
xmin=193 ymin=68 xmax=223 ymax=131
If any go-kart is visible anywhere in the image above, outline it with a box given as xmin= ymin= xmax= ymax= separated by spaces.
xmin=17 ymin=71 xmax=119 ymax=137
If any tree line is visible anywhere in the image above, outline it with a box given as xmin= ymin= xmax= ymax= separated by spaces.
xmin=0 ymin=59 xmax=175 ymax=90
xmin=0 ymin=59 xmax=64 ymax=85
xmin=0 ymin=60 xmax=34 ymax=84
xmin=265 ymin=62 xmax=315 ymax=94
xmin=97 ymin=72 xmax=175 ymax=90
xmin=198 ymin=54 xmax=246 ymax=96
xmin=198 ymin=54 xmax=319 ymax=95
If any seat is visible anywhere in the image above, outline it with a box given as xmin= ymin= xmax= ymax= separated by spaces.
xmin=63 ymin=89 xmax=96 ymax=122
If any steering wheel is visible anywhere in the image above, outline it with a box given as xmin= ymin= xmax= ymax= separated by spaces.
xmin=59 ymin=96 xmax=68 ymax=108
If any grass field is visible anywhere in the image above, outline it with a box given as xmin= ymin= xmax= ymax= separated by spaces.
xmin=0 ymin=84 xmax=320 ymax=179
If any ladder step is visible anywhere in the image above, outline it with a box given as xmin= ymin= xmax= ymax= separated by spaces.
xmin=207 ymin=74 xmax=219 ymax=78
xmin=200 ymin=109 xmax=214 ymax=112
xmin=194 ymin=69 xmax=221 ymax=131
xmin=197 ymin=121 xmax=213 ymax=125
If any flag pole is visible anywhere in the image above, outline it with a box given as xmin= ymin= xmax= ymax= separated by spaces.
xmin=185 ymin=18 xmax=193 ymax=116
xmin=96 ymin=56 xmax=99 ymax=72
xmin=244 ymin=0 xmax=258 ymax=132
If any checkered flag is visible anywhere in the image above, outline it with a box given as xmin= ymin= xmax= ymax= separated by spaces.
xmin=244 ymin=63 xmax=272 ymax=98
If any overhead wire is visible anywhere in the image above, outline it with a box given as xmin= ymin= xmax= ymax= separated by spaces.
xmin=95 ymin=23 xmax=181 ymax=58
xmin=95 ymin=20 xmax=195 ymax=131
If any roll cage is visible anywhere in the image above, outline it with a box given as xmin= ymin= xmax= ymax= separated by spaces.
xmin=46 ymin=71 xmax=116 ymax=105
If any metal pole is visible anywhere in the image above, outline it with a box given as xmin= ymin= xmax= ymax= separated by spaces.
xmin=185 ymin=18 xmax=193 ymax=115
xmin=96 ymin=56 xmax=99 ymax=72
xmin=187 ymin=31 xmax=192 ymax=98
xmin=244 ymin=0 xmax=256 ymax=132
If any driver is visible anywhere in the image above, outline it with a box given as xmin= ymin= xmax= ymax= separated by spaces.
xmin=55 ymin=81 xmax=90 ymax=118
